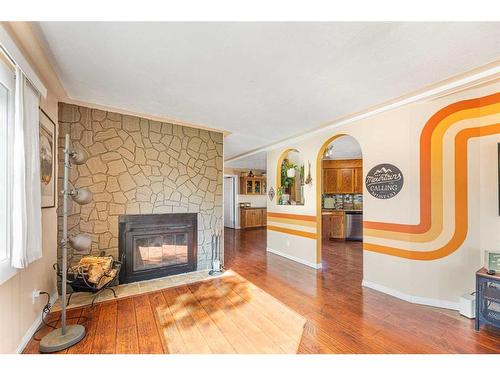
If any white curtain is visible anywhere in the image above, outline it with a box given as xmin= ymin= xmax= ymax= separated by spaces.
xmin=11 ymin=66 xmax=42 ymax=268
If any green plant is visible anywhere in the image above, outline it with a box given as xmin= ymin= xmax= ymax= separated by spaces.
xmin=280 ymin=159 xmax=296 ymax=189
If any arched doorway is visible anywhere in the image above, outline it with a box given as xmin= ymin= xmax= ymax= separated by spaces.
xmin=316 ymin=134 xmax=363 ymax=270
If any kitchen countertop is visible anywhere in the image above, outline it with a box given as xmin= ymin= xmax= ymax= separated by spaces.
xmin=322 ymin=209 xmax=363 ymax=214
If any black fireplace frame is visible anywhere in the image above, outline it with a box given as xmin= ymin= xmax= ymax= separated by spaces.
xmin=118 ymin=213 xmax=197 ymax=284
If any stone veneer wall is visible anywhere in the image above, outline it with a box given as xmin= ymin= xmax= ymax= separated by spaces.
xmin=57 ymin=103 xmax=223 ymax=270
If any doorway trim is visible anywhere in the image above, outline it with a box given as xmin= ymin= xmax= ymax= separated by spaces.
xmin=315 ymin=133 xmax=348 ymax=265
xmin=223 ymin=174 xmax=238 ymax=229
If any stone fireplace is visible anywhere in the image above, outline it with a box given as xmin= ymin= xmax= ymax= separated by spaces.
xmin=57 ymin=103 xmax=223 ymax=272
xmin=118 ymin=213 xmax=197 ymax=283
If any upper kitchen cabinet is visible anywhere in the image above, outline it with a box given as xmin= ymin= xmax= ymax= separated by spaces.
xmin=322 ymin=159 xmax=362 ymax=194
xmin=354 ymin=167 xmax=363 ymax=194
xmin=240 ymin=176 xmax=267 ymax=195
xmin=323 ymin=168 xmax=339 ymax=194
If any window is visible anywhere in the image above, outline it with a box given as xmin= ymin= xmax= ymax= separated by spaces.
xmin=0 ymin=59 xmax=15 ymax=284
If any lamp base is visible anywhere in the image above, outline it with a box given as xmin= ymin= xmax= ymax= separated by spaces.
xmin=39 ymin=324 xmax=86 ymax=353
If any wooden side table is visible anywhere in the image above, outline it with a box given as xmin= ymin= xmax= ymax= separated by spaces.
xmin=475 ymin=268 xmax=500 ymax=331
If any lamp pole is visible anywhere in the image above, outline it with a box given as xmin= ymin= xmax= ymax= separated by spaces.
xmin=61 ymin=133 xmax=69 ymax=335
xmin=39 ymin=134 xmax=86 ymax=352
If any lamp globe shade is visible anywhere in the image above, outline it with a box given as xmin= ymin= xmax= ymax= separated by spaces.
xmin=70 ymin=148 xmax=88 ymax=165
xmin=72 ymin=188 xmax=93 ymax=205
xmin=68 ymin=234 xmax=92 ymax=253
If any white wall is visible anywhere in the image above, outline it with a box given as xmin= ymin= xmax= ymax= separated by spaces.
xmin=266 ymin=80 xmax=500 ymax=309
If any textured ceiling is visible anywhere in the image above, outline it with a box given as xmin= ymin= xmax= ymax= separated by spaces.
xmin=225 ymin=151 xmax=267 ymax=170
xmin=36 ymin=22 xmax=500 ymax=159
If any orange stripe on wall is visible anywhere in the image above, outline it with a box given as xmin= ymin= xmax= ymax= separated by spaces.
xmin=363 ymin=104 xmax=500 ymax=242
xmin=364 ymin=122 xmax=500 ymax=260
xmin=267 ymin=225 xmax=318 ymax=239
xmin=267 ymin=212 xmax=317 ymax=222
xmin=267 ymin=216 xmax=317 ymax=227
xmin=364 ymin=92 xmax=500 ymax=234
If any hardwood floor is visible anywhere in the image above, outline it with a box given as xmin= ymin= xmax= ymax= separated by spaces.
xmin=224 ymin=228 xmax=500 ymax=353
xmin=24 ymin=227 xmax=500 ymax=354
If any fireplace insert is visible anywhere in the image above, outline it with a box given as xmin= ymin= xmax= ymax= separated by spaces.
xmin=118 ymin=213 xmax=197 ymax=283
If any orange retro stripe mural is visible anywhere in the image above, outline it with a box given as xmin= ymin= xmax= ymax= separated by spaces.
xmin=267 ymin=212 xmax=318 ymax=239
xmin=363 ymin=92 xmax=500 ymax=260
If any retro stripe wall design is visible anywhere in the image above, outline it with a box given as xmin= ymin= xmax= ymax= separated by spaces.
xmin=364 ymin=92 xmax=500 ymax=260
xmin=267 ymin=212 xmax=317 ymax=239
xmin=266 ymin=212 xmax=319 ymax=268
xmin=266 ymin=81 xmax=500 ymax=306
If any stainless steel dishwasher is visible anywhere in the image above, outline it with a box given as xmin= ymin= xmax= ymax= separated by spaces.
xmin=345 ymin=211 xmax=363 ymax=241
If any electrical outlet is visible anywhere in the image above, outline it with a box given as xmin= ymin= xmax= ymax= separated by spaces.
xmin=32 ymin=289 xmax=41 ymax=304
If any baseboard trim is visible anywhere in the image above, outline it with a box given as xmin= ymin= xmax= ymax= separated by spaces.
xmin=362 ymin=279 xmax=459 ymax=311
xmin=15 ymin=292 xmax=58 ymax=354
xmin=266 ymin=247 xmax=322 ymax=269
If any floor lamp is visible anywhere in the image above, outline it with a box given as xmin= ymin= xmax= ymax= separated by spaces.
xmin=40 ymin=134 xmax=93 ymax=353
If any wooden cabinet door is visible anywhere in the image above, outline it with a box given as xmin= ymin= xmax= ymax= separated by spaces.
xmin=240 ymin=177 xmax=267 ymax=195
xmin=253 ymin=210 xmax=262 ymax=227
xmin=354 ymin=167 xmax=363 ymax=193
xmin=338 ymin=168 xmax=354 ymax=193
xmin=254 ymin=179 xmax=262 ymax=194
xmin=241 ymin=209 xmax=267 ymax=228
xmin=253 ymin=210 xmax=261 ymax=227
xmin=322 ymin=215 xmax=332 ymax=240
xmin=246 ymin=179 xmax=254 ymax=194
xmin=323 ymin=169 xmax=338 ymax=193
xmin=240 ymin=209 xmax=247 ymax=228
xmin=247 ymin=210 xmax=255 ymax=227
xmin=329 ymin=213 xmax=345 ymax=239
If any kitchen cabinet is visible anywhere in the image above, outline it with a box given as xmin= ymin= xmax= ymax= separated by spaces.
xmin=322 ymin=211 xmax=345 ymax=239
xmin=338 ymin=168 xmax=355 ymax=193
xmin=323 ymin=169 xmax=339 ymax=194
xmin=240 ymin=176 xmax=267 ymax=195
xmin=322 ymin=159 xmax=362 ymax=194
xmin=354 ymin=167 xmax=363 ymax=193
xmin=240 ymin=208 xmax=267 ymax=228
xmin=322 ymin=214 xmax=332 ymax=241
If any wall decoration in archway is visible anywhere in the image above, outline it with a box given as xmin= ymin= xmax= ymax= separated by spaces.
xmin=276 ymin=148 xmax=305 ymax=206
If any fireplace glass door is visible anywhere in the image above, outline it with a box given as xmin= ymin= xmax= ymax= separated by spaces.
xmin=119 ymin=213 xmax=197 ymax=283
xmin=134 ymin=233 xmax=188 ymax=271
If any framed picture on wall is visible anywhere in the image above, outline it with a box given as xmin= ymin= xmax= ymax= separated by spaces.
xmin=39 ymin=108 xmax=56 ymax=208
